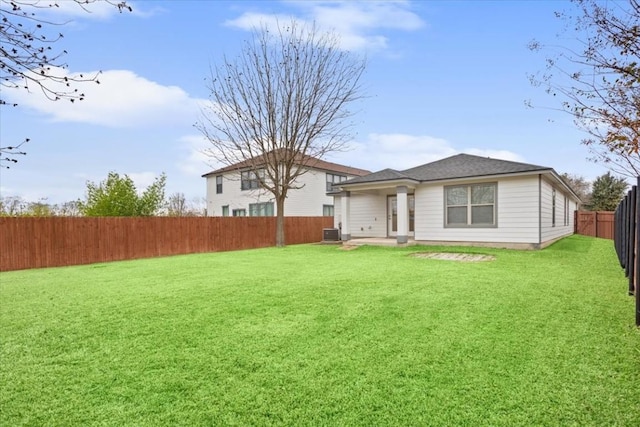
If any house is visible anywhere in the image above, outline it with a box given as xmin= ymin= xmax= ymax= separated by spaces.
xmin=333 ymin=153 xmax=581 ymax=249
xmin=202 ymin=154 xmax=370 ymax=217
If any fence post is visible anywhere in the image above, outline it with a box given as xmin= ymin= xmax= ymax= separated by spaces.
xmin=615 ymin=205 xmax=620 ymax=262
xmin=629 ymin=188 xmax=637 ymax=295
xmin=622 ymin=198 xmax=628 ymax=269
xmin=635 ymin=179 xmax=640 ymax=326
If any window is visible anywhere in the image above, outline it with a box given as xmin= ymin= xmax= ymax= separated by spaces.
xmin=216 ymin=175 xmax=223 ymax=194
xmin=233 ymin=209 xmax=246 ymax=217
xmin=445 ymin=183 xmax=496 ymax=227
xmin=249 ymin=202 xmax=274 ymax=217
xmin=222 ymin=205 xmax=229 ymax=217
xmin=564 ymin=196 xmax=569 ymax=226
xmin=552 ymin=189 xmax=556 ymax=227
xmin=241 ymin=169 xmax=265 ymax=190
xmin=323 ymin=204 xmax=334 ymax=216
xmin=326 ymin=173 xmax=347 ymax=191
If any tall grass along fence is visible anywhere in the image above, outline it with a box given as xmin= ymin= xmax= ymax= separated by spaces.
xmin=613 ymin=181 xmax=640 ymax=326
xmin=575 ymin=211 xmax=614 ymax=239
xmin=0 ymin=216 xmax=333 ymax=272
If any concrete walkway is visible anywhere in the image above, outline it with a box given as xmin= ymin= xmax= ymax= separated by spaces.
xmin=344 ymin=238 xmax=417 ymax=247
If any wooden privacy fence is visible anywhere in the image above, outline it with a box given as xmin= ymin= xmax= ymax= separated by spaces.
xmin=574 ymin=211 xmax=614 ymax=239
xmin=0 ymin=216 xmax=333 ymax=271
xmin=613 ymin=181 xmax=640 ymax=327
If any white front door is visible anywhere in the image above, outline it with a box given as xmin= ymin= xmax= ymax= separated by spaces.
xmin=388 ymin=196 xmax=398 ymax=237
xmin=388 ymin=195 xmax=415 ymax=237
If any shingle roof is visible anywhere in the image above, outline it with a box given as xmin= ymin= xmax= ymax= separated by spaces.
xmin=202 ymin=151 xmax=370 ymax=178
xmin=341 ymin=168 xmax=411 ymax=184
xmin=341 ymin=153 xmax=552 ymax=185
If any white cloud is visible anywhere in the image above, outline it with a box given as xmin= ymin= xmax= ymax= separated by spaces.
xmin=3 ymin=68 xmax=207 ymax=128
xmin=36 ymin=0 xmax=152 ymax=20
xmin=329 ymin=133 xmax=525 ymax=171
xmin=308 ymin=1 xmax=424 ymax=50
xmin=128 ymin=171 xmax=160 ymax=191
xmin=178 ymin=134 xmax=216 ymax=176
xmin=225 ymin=1 xmax=424 ymax=51
xmin=225 ymin=12 xmax=292 ymax=33
xmin=0 ymin=182 xmax=82 ymax=204
xmin=27 ymin=1 xmax=124 ymax=21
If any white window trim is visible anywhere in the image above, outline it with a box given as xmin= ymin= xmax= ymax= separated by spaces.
xmin=444 ymin=182 xmax=498 ymax=228
xmin=249 ymin=202 xmax=274 ymax=217
xmin=241 ymin=169 xmax=265 ymax=191
xmin=326 ymin=173 xmax=347 ymax=192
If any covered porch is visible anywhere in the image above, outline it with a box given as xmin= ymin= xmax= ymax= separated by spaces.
xmin=335 ymin=177 xmax=419 ymax=245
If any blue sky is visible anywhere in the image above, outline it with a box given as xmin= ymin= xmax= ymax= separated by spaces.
xmin=0 ymin=0 xmax=607 ymax=204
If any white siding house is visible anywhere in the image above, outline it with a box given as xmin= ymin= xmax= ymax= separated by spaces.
xmin=334 ymin=154 xmax=581 ymax=249
xmin=202 ymin=155 xmax=369 ymax=217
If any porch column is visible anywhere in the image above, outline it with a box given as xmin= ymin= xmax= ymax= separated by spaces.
xmin=341 ymin=191 xmax=351 ymax=241
xmin=396 ymin=186 xmax=408 ymax=244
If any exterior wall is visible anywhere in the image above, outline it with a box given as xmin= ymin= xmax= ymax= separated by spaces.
xmin=206 ymin=171 xmax=270 ymax=216
xmin=348 ymin=192 xmax=387 ymax=238
xmin=206 ymin=168 xmax=349 ymax=217
xmin=414 ymin=175 xmax=541 ymax=244
xmin=285 ymin=169 xmax=335 ymax=216
xmin=540 ymin=176 xmax=575 ymax=243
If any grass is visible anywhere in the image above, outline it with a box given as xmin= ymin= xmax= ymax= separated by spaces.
xmin=1 ymin=235 xmax=638 ymax=426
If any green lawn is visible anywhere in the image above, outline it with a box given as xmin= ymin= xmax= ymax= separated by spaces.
xmin=1 ymin=235 xmax=638 ymax=426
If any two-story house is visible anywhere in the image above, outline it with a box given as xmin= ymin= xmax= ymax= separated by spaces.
xmin=202 ymin=154 xmax=370 ymax=217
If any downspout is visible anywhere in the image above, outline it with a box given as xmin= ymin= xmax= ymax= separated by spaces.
xmin=538 ymin=174 xmax=542 ymax=248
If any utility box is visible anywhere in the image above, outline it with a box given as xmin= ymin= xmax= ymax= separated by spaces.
xmin=323 ymin=228 xmax=340 ymax=241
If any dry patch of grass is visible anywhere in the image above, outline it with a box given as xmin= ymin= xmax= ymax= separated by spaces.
xmin=338 ymin=244 xmax=360 ymax=251
xmin=410 ymin=252 xmax=496 ymax=262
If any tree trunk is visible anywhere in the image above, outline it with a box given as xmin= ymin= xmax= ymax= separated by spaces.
xmin=275 ymin=196 xmax=286 ymax=247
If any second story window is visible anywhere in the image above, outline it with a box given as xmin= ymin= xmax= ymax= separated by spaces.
xmin=326 ymin=173 xmax=347 ymax=191
xmin=241 ymin=169 xmax=265 ymax=190
xmin=216 ymin=176 xmax=223 ymax=194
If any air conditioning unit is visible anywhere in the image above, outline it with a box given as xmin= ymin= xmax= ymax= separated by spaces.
xmin=323 ymin=228 xmax=340 ymax=241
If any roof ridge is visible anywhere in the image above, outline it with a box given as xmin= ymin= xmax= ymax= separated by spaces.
xmin=341 ymin=153 xmax=553 ymax=186
xmin=202 ymin=150 xmax=371 ymax=177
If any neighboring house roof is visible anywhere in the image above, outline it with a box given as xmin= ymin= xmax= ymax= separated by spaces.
xmin=202 ymin=151 xmax=370 ymax=178
xmin=340 ymin=153 xmax=581 ymax=202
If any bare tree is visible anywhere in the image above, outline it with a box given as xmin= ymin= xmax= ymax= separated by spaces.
xmin=0 ymin=138 xmax=27 ymax=169
xmin=0 ymin=196 xmax=27 ymax=215
xmin=528 ymin=0 xmax=640 ymax=177
xmin=166 ymin=192 xmax=204 ymax=217
xmin=55 ymin=200 xmax=82 ymax=216
xmin=0 ymin=0 xmax=131 ymax=167
xmin=196 ymin=21 xmax=365 ymax=246
xmin=560 ymin=172 xmax=591 ymax=204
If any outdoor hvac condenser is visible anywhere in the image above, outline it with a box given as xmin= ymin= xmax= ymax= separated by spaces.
xmin=323 ymin=228 xmax=340 ymax=241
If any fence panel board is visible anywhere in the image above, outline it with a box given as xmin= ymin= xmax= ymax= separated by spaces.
xmin=0 ymin=216 xmax=333 ymax=271
xmin=613 ymin=180 xmax=640 ymax=327
xmin=596 ymin=212 xmax=615 ymax=240
xmin=575 ymin=211 xmax=614 ymax=239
